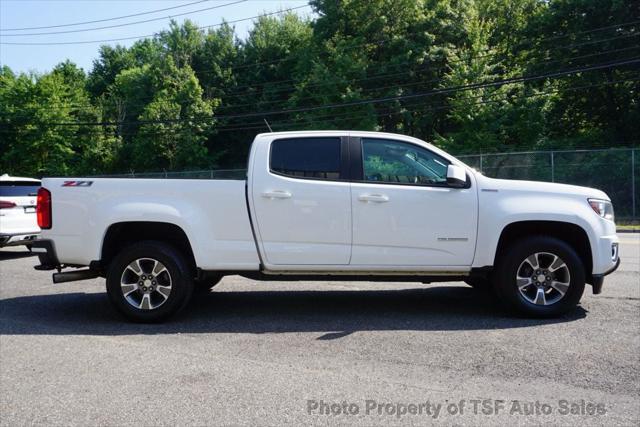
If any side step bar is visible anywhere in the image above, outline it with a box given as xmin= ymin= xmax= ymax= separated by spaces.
xmin=52 ymin=269 xmax=99 ymax=284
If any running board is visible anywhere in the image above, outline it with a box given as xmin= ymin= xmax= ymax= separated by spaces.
xmin=52 ymin=269 xmax=99 ymax=284
xmin=260 ymin=269 xmax=469 ymax=276
xmin=238 ymin=271 xmax=468 ymax=283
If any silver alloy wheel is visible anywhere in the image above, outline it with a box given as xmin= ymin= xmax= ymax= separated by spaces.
xmin=120 ymin=258 xmax=172 ymax=310
xmin=516 ymin=252 xmax=571 ymax=306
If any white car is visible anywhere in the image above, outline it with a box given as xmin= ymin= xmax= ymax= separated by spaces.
xmin=0 ymin=174 xmax=41 ymax=248
xmin=32 ymin=131 xmax=619 ymax=322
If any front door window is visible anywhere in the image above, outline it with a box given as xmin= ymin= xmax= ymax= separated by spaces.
xmin=362 ymin=138 xmax=449 ymax=185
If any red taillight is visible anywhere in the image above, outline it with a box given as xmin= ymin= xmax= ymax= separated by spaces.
xmin=0 ymin=201 xmax=17 ymax=209
xmin=37 ymin=187 xmax=52 ymax=229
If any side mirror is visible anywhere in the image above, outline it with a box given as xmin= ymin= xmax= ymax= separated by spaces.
xmin=446 ymin=164 xmax=467 ymax=188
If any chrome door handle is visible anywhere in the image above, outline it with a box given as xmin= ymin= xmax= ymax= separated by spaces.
xmin=358 ymin=194 xmax=389 ymax=203
xmin=262 ymin=190 xmax=292 ymax=199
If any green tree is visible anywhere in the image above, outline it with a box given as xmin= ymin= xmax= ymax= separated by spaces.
xmin=213 ymin=12 xmax=313 ymax=165
xmin=520 ymin=0 xmax=640 ymax=148
xmin=2 ymin=0 xmax=638 ymax=178
xmin=126 ymin=58 xmax=216 ymax=171
xmin=193 ymin=23 xmax=239 ymax=101
xmin=1 ymin=62 xmax=116 ymax=176
xmin=159 ymin=20 xmax=204 ymax=68
xmin=437 ymin=1 xmax=551 ymax=153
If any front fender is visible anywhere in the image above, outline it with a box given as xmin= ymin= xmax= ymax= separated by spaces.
xmin=473 ymin=191 xmax=611 ymax=273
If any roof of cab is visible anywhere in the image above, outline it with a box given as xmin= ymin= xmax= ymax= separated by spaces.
xmin=256 ymin=130 xmax=348 ymax=137
xmin=256 ymin=130 xmax=426 ymax=140
xmin=253 ymin=130 xmax=465 ymax=166
xmin=255 ymin=130 xmax=438 ymax=147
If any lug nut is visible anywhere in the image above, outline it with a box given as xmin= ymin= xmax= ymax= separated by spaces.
xmin=152 ymin=281 xmax=156 ymax=285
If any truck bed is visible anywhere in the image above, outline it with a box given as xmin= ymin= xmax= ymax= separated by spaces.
xmin=42 ymin=177 xmax=260 ymax=270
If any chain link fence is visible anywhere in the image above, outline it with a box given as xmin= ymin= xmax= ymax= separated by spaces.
xmin=98 ymin=148 xmax=638 ymax=220
xmin=95 ymin=169 xmax=247 ymax=180
xmin=458 ymin=148 xmax=638 ymax=220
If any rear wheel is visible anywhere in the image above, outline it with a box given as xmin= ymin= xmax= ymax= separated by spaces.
xmin=493 ymin=236 xmax=585 ymax=318
xmin=106 ymin=241 xmax=194 ymax=322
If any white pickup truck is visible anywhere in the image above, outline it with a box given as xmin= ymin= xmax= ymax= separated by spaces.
xmin=32 ymin=131 xmax=620 ymax=322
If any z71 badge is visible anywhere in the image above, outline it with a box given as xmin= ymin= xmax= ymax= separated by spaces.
xmin=62 ymin=180 xmax=93 ymax=187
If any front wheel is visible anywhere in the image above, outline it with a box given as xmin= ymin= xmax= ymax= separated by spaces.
xmin=493 ymin=236 xmax=585 ymax=318
xmin=106 ymin=241 xmax=194 ymax=322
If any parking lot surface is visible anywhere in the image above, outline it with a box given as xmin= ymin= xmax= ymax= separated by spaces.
xmin=1 ymin=234 xmax=638 ymax=426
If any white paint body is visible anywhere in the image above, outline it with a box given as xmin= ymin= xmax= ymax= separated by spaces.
xmin=40 ymin=131 xmax=619 ymax=276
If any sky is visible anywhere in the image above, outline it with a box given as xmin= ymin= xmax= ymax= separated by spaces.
xmin=0 ymin=0 xmax=313 ymax=74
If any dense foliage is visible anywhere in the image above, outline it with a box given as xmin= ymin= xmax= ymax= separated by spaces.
xmin=1 ymin=0 xmax=638 ymax=176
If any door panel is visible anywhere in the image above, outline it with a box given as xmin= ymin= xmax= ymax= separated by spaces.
xmin=351 ymin=182 xmax=477 ymax=266
xmin=251 ymin=136 xmax=352 ymax=265
xmin=350 ymin=138 xmax=477 ymax=267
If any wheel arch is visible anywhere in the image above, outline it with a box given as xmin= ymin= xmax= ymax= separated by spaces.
xmin=494 ymin=220 xmax=593 ymax=280
xmin=99 ymin=221 xmax=197 ymax=276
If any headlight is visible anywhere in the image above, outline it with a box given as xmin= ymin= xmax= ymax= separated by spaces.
xmin=588 ymin=198 xmax=615 ymax=222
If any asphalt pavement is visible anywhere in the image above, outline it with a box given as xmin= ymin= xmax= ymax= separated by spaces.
xmin=0 ymin=234 xmax=638 ymax=426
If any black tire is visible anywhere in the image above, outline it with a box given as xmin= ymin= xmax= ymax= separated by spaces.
xmin=106 ymin=240 xmax=194 ymax=322
xmin=194 ymin=274 xmax=223 ymax=292
xmin=493 ymin=236 xmax=585 ymax=318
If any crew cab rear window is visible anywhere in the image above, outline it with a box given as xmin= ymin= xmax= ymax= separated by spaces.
xmin=0 ymin=182 xmax=41 ymax=197
xmin=270 ymin=137 xmax=342 ymax=180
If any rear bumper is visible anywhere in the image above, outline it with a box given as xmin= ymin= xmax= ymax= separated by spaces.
xmin=31 ymin=239 xmax=60 ymax=270
xmin=0 ymin=232 xmax=40 ymax=247
xmin=31 ymin=239 xmax=101 ymax=283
